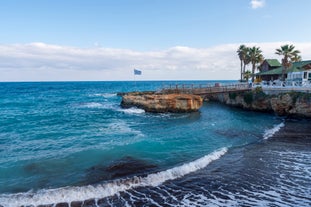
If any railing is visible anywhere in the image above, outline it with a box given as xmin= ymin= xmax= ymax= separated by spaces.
xmin=160 ymin=83 xmax=250 ymax=95
xmin=252 ymin=80 xmax=311 ymax=94
xmin=158 ymin=81 xmax=311 ymax=95
xmin=254 ymin=80 xmax=311 ymax=88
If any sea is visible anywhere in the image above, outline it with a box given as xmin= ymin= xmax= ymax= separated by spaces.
xmin=0 ymin=81 xmax=310 ymax=207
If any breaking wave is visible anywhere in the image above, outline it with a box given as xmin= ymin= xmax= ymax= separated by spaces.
xmin=119 ymin=107 xmax=145 ymax=114
xmin=0 ymin=148 xmax=227 ymax=207
xmin=92 ymin=93 xmax=117 ymax=98
xmin=263 ymin=122 xmax=285 ymax=140
xmin=78 ymin=102 xmax=104 ymax=109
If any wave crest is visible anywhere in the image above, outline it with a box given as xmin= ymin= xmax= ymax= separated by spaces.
xmin=263 ymin=122 xmax=285 ymax=140
xmin=119 ymin=107 xmax=145 ymax=114
xmin=0 ymin=148 xmax=227 ymax=207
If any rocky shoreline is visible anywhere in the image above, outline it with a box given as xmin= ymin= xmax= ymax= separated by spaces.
xmin=119 ymin=92 xmax=203 ymax=113
xmin=207 ymin=88 xmax=311 ymax=118
xmin=119 ymin=88 xmax=311 ymax=118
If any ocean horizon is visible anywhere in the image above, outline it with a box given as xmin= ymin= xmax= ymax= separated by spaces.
xmin=0 ymin=81 xmax=310 ymax=207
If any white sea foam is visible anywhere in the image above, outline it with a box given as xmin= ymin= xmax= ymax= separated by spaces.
xmin=263 ymin=122 xmax=285 ymax=140
xmin=105 ymin=121 xmax=144 ymax=137
xmin=80 ymin=102 xmax=104 ymax=108
xmin=93 ymin=93 xmax=117 ymax=98
xmin=119 ymin=107 xmax=145 ymax=114
xmin=78 ymin=102 xmax=118 ymax=110
xmin=0 ymin=148 xmax=227 ymax=207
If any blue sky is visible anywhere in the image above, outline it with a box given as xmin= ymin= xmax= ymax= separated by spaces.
xmin=1 ymin=0 xmax=311 ymax=81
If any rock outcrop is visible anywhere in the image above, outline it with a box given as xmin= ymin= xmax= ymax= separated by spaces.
xmin=121 ymin=93 xmax=203 ymax=113
xmin=208 ymin=90 xmax=311 ymax=118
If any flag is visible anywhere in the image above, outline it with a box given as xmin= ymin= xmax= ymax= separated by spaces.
xmin=134 ymin=69 xmax=142 ymax=75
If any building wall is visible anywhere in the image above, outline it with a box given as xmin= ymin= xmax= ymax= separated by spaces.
xmin=261 ymin=61 xmax=270 ymax=72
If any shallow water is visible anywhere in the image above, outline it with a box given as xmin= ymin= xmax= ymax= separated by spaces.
xmin=0 ymin=81 xmax=310 ymax=207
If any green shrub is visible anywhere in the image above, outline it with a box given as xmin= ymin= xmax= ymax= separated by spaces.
xmin=253 ymin=87 xmax=267 ymax=99
xmin=254 ymin=86 xmax=263 ymax=93
xmin=289 ymin=91 xmax=311 ymax=104
xmin=243 ymin=91 xmax=253 ymax=105
xmin=229 ymin=92 xmax=237 ymax=100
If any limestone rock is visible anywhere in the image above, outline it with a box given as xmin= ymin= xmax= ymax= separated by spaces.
xmin=291 ymin=95 xmax=311 ymax=117
xmin=270 ymin=94 xmax=293 ymax=116
xmin=121 ymin=93 xmax=203 ymax=113
xmin=208 ymin=91 xmax=311 ymax=118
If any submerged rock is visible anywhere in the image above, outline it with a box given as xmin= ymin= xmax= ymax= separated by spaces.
xmin=105 ymin=156 xmax=157 ymax=178
xmin=121 ymin=93 xmax=203 ymax=113
xmin=83 ymin=156 xmax=157 ymax=184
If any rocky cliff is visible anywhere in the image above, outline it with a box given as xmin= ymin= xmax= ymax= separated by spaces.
xmin=121 ymin=93 xmax=203 ymax=113
xmin=208 ymin=89 xmax=311 ymax=118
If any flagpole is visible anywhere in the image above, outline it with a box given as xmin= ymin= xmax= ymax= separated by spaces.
xmin=134 ymin=70 xmax=137 ymax=91
xmin=133 ymin=69 xmax=142 ymax=91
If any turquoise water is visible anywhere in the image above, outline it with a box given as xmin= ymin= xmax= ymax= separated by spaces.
xmin=1 ymin=81 xmax=303 ymax=206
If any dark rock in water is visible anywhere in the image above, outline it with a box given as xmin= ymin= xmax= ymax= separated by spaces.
xmin=24 ymin=162 xmax=43 ymax=173
xmin=37 ymin=205 xmax=53 ymax=207
xmin=105 ymin=156 xmax=157 ymax=179
xmin=55 ymin=203 xmax=69 ymax=207
xmin=83 ymin=165 xmax=108 ymax=184
xmin=83 ymin=156 xmax=157 ymax=185
xmin=82 ymin=199 xmax=96 ymax=207
xmin=97 ymin=198 xmax=107 ymax=206
xmin=70 ymin=201 xmax=83 ymax=207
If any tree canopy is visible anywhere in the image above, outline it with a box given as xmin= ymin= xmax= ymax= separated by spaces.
xmin=275 ymin=44 xmax=301 ymax=81
xmin=237 ymin=45 xmax=263 ymax=82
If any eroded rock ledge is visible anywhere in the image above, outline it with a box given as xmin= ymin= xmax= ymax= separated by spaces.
xmin=208 ymin=89 xmax=311 ymax=118
xmin=120 ymin=92 xmax=203 ymax=113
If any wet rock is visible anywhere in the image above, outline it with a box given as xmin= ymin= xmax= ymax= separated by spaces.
xmin=105 ymin=156 xmax=157 ymax=179
xmin=55 ymin=203 xmax=69 ymax=207
xmin=83 ymin=165 xmax=108 ymax=184
xmin=121 ymin=93 xmax=203 ymax=113
xmin=70 ymin=201 xmax=83 ymax=207
xmin=97 ymin=198 xmax=107 ymax=206
xmin=83 ymin=156 xmax=157 ymax=184
xmin=82 ymin=199 xmax=96 ymax=207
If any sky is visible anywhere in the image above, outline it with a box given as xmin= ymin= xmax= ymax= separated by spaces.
xmin=1 ymin=0 xmax=311 ymax=81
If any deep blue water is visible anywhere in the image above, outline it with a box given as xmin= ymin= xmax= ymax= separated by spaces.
xmin=0 ymin=81 xmax=310 ymax=207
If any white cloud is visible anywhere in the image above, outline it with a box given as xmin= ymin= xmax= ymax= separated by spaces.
xmin=250 ymin=0 xmax=265 ymax=9
xmin=1 ymin=42 xmax=311 ymax=81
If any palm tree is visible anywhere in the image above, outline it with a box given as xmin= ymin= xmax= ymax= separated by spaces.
xmin=275 ymin=44 xmax=301 ymax=81
xmin=291 ymin=53 xmax=302 ymax=62
xmin=237 ymin=45 xmax=248 ymax=81
xmin=244 ymin=70 xmax=252 ymax=82
xmin=242 ymin=48 xmax=251 ymax=79
xmin=248 ymin=46 xmax=263 ymax=82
